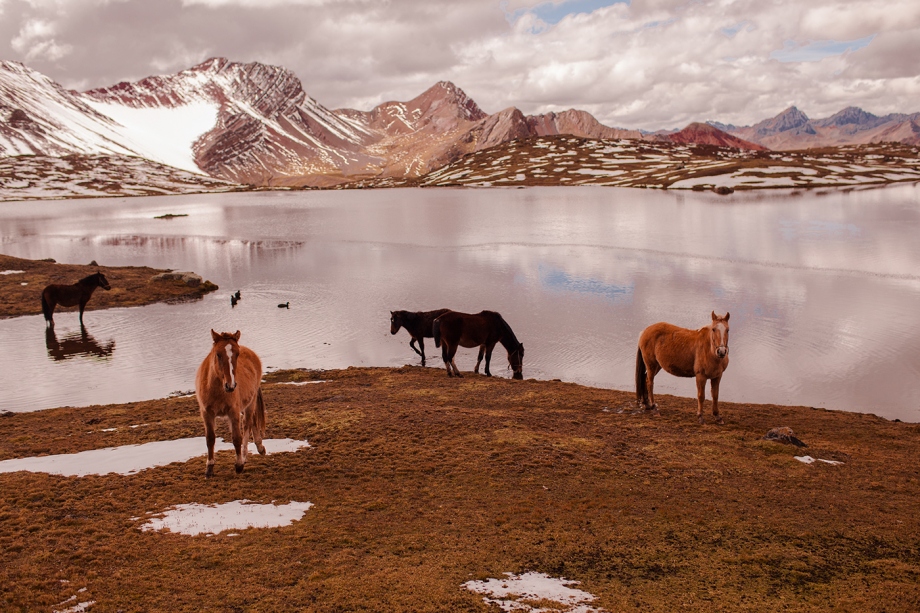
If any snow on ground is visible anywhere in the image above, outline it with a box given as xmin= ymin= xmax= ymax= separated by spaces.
xmin=83 ymin=100 xmax=219 ymax=174
xmin=275 ymin=380 xmax=330 ymax=386
xmin=0 ymin=437 xmax=310 ymax=476
xmin=1 ymin=270 xmax=25 ymax=274
xmin=139 ymin=500 xmax=314 ymax=536
xmin=464 ymin=572 xmax=606 ymax=613
xmin=795 ymin=456 xmax=844 ymax=466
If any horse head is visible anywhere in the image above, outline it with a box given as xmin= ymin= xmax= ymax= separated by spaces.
xmin=508 ymin=343 xmax=525 ymax=380
xmin=95 ymin=272 xmax=111 ymax=291
xmin=709 ymin=311 xmax=730 ymax=359
xmin=210 ymin=329 xmax=242 ymax=393
xmin=390 ymin=311 xmax=402 ymax=335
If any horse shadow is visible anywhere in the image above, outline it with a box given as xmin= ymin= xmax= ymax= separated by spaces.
xmin=45 ymin=325 xmax=116 ymax=362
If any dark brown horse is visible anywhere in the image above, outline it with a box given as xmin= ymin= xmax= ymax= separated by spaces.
xmin=195 ymin=330 xmax=266 ymax=477
xmin=636 ymin=311 xmax=730 ymax=424
xmin=390 ymin=308 xmax=451 ymax=365
xmin=433 ymin=310 xmax=524 ymax=379
xmin=41 ymin=271 xmax=111 ymax=328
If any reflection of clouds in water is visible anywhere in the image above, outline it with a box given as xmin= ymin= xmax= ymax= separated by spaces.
xmin=536 ymin=264 xmax=633 ymax=302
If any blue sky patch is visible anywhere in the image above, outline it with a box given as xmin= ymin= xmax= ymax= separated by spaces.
xmin=504 ymin=0 xmax=628 ymax=26
xmin=539 ymin=265 xmax=633 ymax=302
xmin=770 ymin=34 xmax=876 ymax=63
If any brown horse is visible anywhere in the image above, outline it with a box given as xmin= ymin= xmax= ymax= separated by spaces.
xmin=390 ymin=308 xmax=451 ymax=365
xmin=433 ymin=310 xmax=524 ymax=379
xmin=636 ymin=311 xmax=730 ymax=424
xmin=41 ymin=271 xmax=111 ymax=328
xmin=195 ymin=330 xmax=266 ymax=477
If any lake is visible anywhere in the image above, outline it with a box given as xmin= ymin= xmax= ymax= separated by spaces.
xmin=1 ymin=185 xmax=919 ymax=421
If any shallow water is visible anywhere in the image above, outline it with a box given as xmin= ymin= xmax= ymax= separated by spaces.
xmin=1 ymin=185 xmax=919 ymax=421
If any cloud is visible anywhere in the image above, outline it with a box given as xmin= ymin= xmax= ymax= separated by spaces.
xmin=1 ymin=0 xmax=918 ymax=130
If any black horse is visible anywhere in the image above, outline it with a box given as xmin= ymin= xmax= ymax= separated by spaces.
xmin=41 ymin=271 xmax=111 ymax=327
xmin=390 ymin=308 xmax=451 ymax=365
xmin=433 ymin=310 xmax=524 ymax=379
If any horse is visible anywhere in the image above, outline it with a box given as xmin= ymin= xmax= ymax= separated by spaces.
xmin=390 ymin=308 xmax=451 ymax=365
xmin=432 ymin=310 xmax=524 ymax=379
xmin=40 ymin=271 xmax=111 ymax=328
xmin=195 ymin=330 xmax=266 ymax=477
xmin=636 ymin=311 xmax=730 ymax=424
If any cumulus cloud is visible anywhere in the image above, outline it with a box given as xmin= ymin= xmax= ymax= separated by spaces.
xmin=1 ymin=0 xmax=918 ymax=129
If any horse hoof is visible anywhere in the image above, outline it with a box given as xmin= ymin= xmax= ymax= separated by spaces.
xmin=235 ymin=464 xmax=244 ymax=474
xmin=698 ymin=416 xmax=705 ymax=425
xmin=205 ymin=466 xmax=214 ymax=478
xmin=257 ymin=444 xmax=266 ymax=455
xmin=715 ymin=416 xmax=724 ymax=425
xmin=455 ymin=373 xmax=464 ymax=378
xmin=485 ymin=372 xmax=492 ymax=377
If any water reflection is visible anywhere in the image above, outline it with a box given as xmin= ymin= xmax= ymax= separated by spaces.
xmin=45 ymin=325 xmax=116 ymax=362
xmin=0 ymin=185 xmax=918 ymax=421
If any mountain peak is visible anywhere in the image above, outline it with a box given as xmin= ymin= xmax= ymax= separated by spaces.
xmin=753 ymin=106 xmax=812 ymax=136
xmin=412 ymin=80 xmax=486 ymax=122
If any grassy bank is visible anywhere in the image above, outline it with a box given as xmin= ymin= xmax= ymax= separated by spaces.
xmin=1 ymin=366 xmax=918 ymax=612
xmin=0 ymin=254 xmax=218 ymax=320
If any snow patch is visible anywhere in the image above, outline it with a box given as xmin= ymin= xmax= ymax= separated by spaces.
xmin=464 ymin=572 xmax=605 ymax=613
xmin=1 ymin=270 xmax=25 ymax=275
xmin=140 ymin=500 xmax=314 ymax=536
xmin=83 ymin=100 xmax=218 ymax=174
xmin=795 ymin=455 xmax=844 ymax=466
xmin=0 ymin=437 xmax=310 ymax=476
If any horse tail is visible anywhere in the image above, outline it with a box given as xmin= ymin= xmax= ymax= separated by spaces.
xmin=252 ymin=387 xmax=266 ymax=438
xmin=433 ymin=317 xmax=442 ymax=348
xmin=41 ymin=292 xmax=52 ymax=322
xmin=635 ymin=346 xmax=647 ymax=405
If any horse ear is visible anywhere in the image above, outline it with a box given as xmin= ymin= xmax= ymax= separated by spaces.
xmin=711 ymin=310 xmax=717 ymax=321
xmin=724 ymin=312 xmax=730 ymax=322
xmin=211 ymin=329 xmax=220 ymax=342
xmin=233 ymin=330 xmax=241 ymax=341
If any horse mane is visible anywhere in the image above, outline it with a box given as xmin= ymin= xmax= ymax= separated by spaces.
xmin=496 ymin=314 xmax=521 ymax=352
xmin=78 ymin=272 xmax=103 ymax=285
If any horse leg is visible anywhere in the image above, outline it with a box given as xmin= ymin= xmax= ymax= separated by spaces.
xmin=418 ymin=338 xmax=426 ymax=366
xmin=695 ymin=374 xmax=707 ymax=425
xmin=204 ymin=414 xmax=217 ymax=478
xmin=646 ymin=363 xmax=660 ymax=411
xmin=474 ymin=346 xmax=485 ymax=374
xmin=711 ymin=376 xmax=724 ymax=424
xmin=442 ymin=342 xmax=453 ymax=377
xmin=447 ymin=344 xmax=463 ymax=377
xmin=230 ymin=409 xmax=245 ymax=474
xmin=410 ymin=337 xmax=423 ymax=358
xmin=79 ymin=298 xmax=88 ymax=325
xmin=484 ymin=343 xmax=495 ymax=377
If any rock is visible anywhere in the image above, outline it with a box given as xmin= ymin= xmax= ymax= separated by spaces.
xmin=88 ymin=260 xmax=99 ymax=266
xmin=150 ymin=271 xmax=203 ymax=287
xmin=712 ymin=185 xmax=735 ymax=195
xmin=40 ymin=258 xmax=56 ymax=263
xmin=763 ymin=426 xmax=807 ymax=447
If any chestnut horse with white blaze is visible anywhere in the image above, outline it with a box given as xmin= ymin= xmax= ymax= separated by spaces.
xmin=195 ymin=330 xmax=266 ymax=477
xmin=433 ymin=310 xmax=524 ymax=379
xmin=636 ymin=312 xmax=730 ymax=424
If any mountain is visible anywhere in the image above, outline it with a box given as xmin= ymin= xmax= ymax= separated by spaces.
xmin=723 ymin=105 xmax=920 ymax=149
xmin=667 ymin=122 xmax=766 ymax=151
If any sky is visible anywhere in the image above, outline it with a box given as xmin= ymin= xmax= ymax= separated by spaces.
xmin=1 ymin=0 xmax=918 ymax=130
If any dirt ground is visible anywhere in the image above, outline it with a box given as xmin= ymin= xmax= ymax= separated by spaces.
xmin=0 ymin=254 xmax=218 ymax=320
xmin=1 ymin=366 xmax=917 ymax=612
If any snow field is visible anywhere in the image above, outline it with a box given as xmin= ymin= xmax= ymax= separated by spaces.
xmin=464 ymin=572 xmax=606 ymax=613
xmin=139 ymin=500 xmax=314 ymax=536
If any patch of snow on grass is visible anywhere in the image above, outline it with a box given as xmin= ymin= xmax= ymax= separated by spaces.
xmin=795 ymin=456 xmax=844 ymax=466
xmin=572 ymin=168 xmax=625 ymax=177
xmin=1 ymin=270 xmax=25 ymax=274
xmin=464 ymin=572 xmax=605 ymax=613
xmin=276 ymin=380 xmax=330 ymax=386
xmin=141 ymin=500 xmax=314 ymax=536
xmin=0 ymin=437 xmax=311 ymax=476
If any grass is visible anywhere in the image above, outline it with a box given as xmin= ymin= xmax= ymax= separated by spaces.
xmin=1 ymin=366 xmax=918 ymax=612
xmin=0 ymin=254 xmax=218 ymax=320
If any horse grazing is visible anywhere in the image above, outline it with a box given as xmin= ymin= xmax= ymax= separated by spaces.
xmin=433 ymin=310 xmax=524 ymax=379
xmin=390 ymin=308 xmax=450 ymax=365
xmin=636 ymin=311 xmax=730 ymax=424
xmin=195 ymin=330 xmax=266 ymax=477
xmin=41 ymin=271 xmax=111 ymax=328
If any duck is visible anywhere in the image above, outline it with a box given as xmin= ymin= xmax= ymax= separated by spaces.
xmin=231 ymin=295 xmax=238 ymax=307
xmin=278 ymin=302 xmax=290 ymax=309
xmin=233 ymin=290 xmax=241 ymax=301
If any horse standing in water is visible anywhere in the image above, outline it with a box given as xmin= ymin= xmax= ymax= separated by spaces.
xmin=41 ymin=272 xmax=111 ymax=328
xmin=636 ymin=312 xmax=730 ymax=424
xmin=433 ymin=310 xmax=524 ymax=379
xmin=390 ymin=308 xmax=451 ymax=365
xmin=195 ymin=330 xmax=266 ymax=477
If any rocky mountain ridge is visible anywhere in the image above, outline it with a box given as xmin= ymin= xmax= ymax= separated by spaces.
xmin=2 ymin=58 xmax=919 ymax=187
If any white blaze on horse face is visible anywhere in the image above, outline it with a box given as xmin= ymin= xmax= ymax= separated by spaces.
xmin=225 ymin=343 xmax=236 ymax=388
xmin=713 ymin=322 xmax=729 ymax=358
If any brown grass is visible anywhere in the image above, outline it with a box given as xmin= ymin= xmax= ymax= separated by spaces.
xmin=0 ymin=254 xmax=218 ymax=320
xmin=1 ymin=366 xmax=918 ymax=612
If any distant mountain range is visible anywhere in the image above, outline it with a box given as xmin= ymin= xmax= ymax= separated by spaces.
xmin=1 ymin=58 xmax=918 ymax=187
